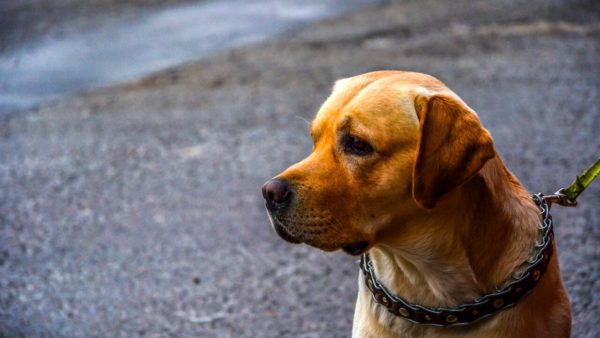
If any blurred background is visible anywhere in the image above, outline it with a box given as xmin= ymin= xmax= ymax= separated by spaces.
xmin=0 ymin=0 xmax=598 ymax=337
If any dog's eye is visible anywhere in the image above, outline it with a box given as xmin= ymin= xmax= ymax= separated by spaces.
xmin=344 ymin=135 xmax=373 ymax=156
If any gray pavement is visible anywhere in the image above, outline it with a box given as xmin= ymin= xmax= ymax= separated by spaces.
xmin=0 ymin=0 xmax=599 ymax=337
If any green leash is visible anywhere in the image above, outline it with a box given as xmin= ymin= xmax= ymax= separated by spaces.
xmin=543 ymin=159 xmax=600 ymax=207
xmin=564 ymin=159 xmax=600 ymax=201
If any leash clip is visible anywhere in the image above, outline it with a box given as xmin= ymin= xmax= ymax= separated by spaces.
xmin=542 ymin=189 xmax=578 ymax=207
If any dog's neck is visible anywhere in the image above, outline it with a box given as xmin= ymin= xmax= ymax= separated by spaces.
xmin=369 ymin=156 xmax=540 ymax=309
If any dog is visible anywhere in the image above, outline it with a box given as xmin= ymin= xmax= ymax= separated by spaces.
xmin=262 ymin=71 xmax=571 ymax=337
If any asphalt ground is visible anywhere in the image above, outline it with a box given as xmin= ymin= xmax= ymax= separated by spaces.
xmin=0 ymin=0 xmax=599 ymax=337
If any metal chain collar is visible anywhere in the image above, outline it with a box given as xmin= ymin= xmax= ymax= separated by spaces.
xmin=359 ymin=193 xmax=556 ymax=327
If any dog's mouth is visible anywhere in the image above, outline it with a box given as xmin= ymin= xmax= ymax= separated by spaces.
xmin=273 ymin=222 xmax=302 ymax=244
xmin=342 ymin=241 xmax=370 ymax=256
xmin=268 ymin=211 xmax=369 ymax=254
xmin=269 ymin=215 xmax=302 ymax=244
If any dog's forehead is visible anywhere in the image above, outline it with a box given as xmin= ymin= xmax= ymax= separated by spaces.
xmin=312 ymin=72 xmax=443 ymax=135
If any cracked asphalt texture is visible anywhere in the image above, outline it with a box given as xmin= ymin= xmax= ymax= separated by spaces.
xmin=0 ymin=0 xmax=598 ymax=337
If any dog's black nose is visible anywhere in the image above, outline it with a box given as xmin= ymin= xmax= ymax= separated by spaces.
xmin=262 ymin=178 xmax=292 ymax=210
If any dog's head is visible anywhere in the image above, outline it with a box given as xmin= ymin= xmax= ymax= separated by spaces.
xmin=262 ymin=71 xmax=495 ymax=255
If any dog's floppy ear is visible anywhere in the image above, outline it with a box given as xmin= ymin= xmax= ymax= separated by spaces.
xmin=412 ymin=94 xmax=495 ymax=210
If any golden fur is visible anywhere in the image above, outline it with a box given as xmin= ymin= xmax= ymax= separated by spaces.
xmin=269 ymin=71 xmax=571 ymax=337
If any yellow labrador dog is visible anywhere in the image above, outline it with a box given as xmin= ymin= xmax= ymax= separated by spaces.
xmin=262 ymin=71 xmax=571 ymax=337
